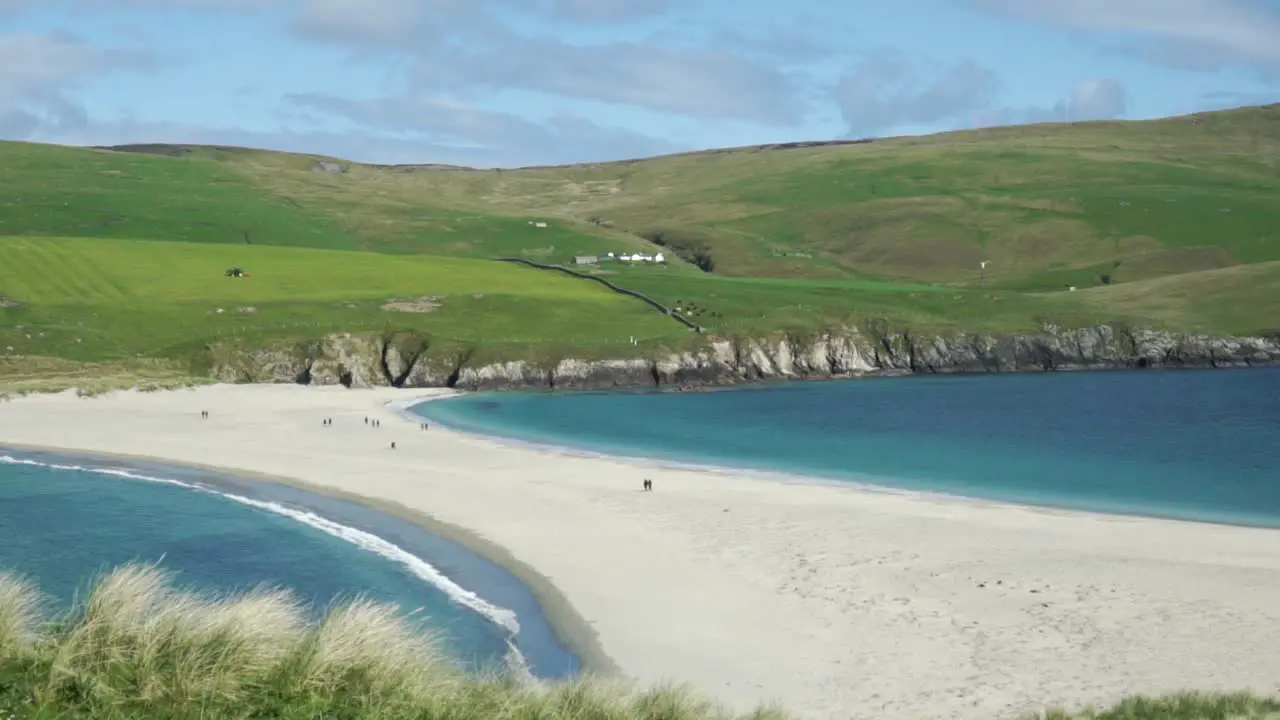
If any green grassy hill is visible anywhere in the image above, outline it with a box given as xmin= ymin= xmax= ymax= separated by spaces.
xmin=85 ymin=104 xmax=1280 ymax=290
xmin=1 ymin=104 xmax=1277 ymax=383
xmin=0 ymin=237 xmax=687 ymax=367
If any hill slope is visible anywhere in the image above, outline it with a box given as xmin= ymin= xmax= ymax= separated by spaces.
xmin=81 ymin=103 xmax=1280 ymax=291
xmin=1 ymin=105 xmax=1277 ymax=385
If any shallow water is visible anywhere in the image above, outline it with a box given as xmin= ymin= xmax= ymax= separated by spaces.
xmin=414 ymin=369 xmax=1280 ymax=527
xmin=0 ymin=449 xmax=580 ymax=678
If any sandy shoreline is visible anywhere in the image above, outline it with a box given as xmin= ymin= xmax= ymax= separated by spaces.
xmin=2 ymin=385 xmax=1280 ymax=719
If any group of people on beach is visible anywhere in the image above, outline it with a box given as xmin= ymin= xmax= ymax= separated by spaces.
xmin=642 ymin=478 xmax=654 ymax=491
xmin=200 ymin=406 xmax=438 ymax=454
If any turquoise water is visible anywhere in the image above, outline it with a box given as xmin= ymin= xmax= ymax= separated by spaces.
xmin=0 ymin=449 xmax=579 ymax=678
xmin=414 ymin=369 xmax=1280 ymax=528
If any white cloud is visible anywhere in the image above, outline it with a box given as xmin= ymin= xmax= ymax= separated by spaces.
xmin=285 ymin=91 xmax=679 ymax=165
xmin=506 ymin=0 xmax=674 ymax=22
xmin=974 ymin=78 xmax=1129 ymax=128
xmin=292 ymin=0 xmax=432 ymax=45
xmin=408 ymin=35 xmax=807 ymax=125
xmin=0 ymin=32 xmax=152 ymax=138
xmin=967 ymin=0 xmax=1280 ymax=75
xmin=836 ymin=56 xmax=1000 ymax=136
xmin=283 ymin=0 xmax=808 ymax=125
xmin=1065 ymin=78 xmax=1127 ymax=119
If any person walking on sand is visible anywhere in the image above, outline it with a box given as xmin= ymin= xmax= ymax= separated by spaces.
xmin=364 ymin=417 xmax=368 ymax=425
xmin=390 ymin=441 xmax=396 ymax=450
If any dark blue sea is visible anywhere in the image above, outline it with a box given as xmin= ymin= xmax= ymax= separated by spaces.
xmin=414 ymin=369 xmax=1280 ymax=528
xmin=0 ymin=449 xmax=579 ymax=679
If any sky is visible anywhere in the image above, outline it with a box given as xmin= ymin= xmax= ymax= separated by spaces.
xmin=1 ymin=0 xmax=1278 ymax=167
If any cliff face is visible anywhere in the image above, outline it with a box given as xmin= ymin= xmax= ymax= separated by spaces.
xmin=210 ymin=325 xmax=1280 ymax=392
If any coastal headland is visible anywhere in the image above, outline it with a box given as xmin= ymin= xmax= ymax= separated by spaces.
xmin=2 ymin=384 xmax=1279 ymax=718
xmin=2 ymin=104 xmax=1279 ymax=395
xmin=2 ymin=103 xmax=1280 ymax=717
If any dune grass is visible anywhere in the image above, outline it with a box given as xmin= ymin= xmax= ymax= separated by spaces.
xmin=0 ymin=565 xmax=1275 ymax=719
xmin=0 ymin=564 xmax=781 ymax=720
xmin=1035 ymin=693 xmax=1280 ymax=719
xmin=0 ymin=356 xmax=206 ymax=399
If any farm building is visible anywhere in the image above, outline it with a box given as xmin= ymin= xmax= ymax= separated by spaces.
xmin=573 ymin=255 xmax=599 ymax=265
xmin=617 ymin=253 xmax=666 ymax=263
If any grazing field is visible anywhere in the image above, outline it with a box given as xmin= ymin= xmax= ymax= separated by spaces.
xmin=1069 ymin=261 xmax=1280 ymax=336
xmin=81 ymin=104 xmax=1280 ymax=292
xmin=1 ymin=104 xmax=1277 ymax=376
xmin=0 ymin=141 xmax=656 ymax=260
xmin=0 ymin=237 xmax=688 ymax=367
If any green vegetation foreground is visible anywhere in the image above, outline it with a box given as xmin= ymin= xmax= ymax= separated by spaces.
xmin=1 ymin=565 xmax=1278 ymax=720
xmin=0 ymin=564 xmax=780 ymax=720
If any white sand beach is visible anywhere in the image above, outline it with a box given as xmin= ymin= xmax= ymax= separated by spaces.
xmin=2 ymin=384 xmax=1279 ymax=719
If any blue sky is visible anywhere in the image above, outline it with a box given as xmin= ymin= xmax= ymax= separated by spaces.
xmin=1 ymin=0 xmax=1277 ymax=166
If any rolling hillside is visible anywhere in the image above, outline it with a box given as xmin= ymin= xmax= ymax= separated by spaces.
xmin=88 ymin=103 xmax=1280 ymax=290
xmin=0 ymin=103 xmax=1277 ymax=385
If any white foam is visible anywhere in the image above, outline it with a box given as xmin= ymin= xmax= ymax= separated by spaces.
xmin=0 ymin=453 xmax=522 ymax=638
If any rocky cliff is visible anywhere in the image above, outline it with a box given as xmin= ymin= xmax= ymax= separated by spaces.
xmin=208 ymin=324 xmax=1280 ymax=392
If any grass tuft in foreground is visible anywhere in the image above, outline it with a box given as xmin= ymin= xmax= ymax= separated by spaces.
xmin=0 ymin=563 xmax=782 ymax=719
xmin=1035 ymin=691 xmax=1280 ymax=719
xmin=0 ymin=564 xmax=1276 ymax=719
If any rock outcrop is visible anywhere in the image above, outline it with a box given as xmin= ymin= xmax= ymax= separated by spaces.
xmin=209 ymin=325 xmax=1280 ymax=392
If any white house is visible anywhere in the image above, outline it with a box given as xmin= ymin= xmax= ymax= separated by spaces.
xmin=533 ymin=222 xmax=548 ymax=228
xmin=616 ymin=252 xmax=665 ymax=263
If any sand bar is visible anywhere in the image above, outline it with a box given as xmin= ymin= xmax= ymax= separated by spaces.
xmin=2 ymin=384 xmax=1279 ymax=719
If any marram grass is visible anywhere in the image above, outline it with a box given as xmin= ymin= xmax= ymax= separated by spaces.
xmin=0 ymin=563 xmax=785 ymax=719
xmin=0 ymin=565 xmax=1277 ymax=719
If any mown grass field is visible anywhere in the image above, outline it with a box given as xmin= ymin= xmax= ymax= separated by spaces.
xmin=0 ymin=237 xmax=689 ymax=367
xmin=1 ymin=104 xmax=1277 ymax=378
